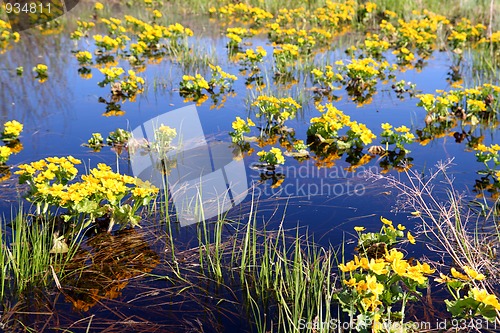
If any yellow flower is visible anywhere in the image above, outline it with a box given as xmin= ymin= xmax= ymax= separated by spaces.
xmin=362 ymin=295 xmax=382 ymax=312
xmin=380 ymin=216 xmax=392 ymax=225
xmin=270 ymin=147 xmax=285 ymax=164
xmin=0 ymin=146 xmax=12 ymax=161
xmin=435 ymin=273 xmax=455 ymax=283
xmin=451 ymin=267 xmax=470 ymax=281
xmin=354 ymin=255 xmax=370 ymax=270
xmin=368 ymin=258 xmax=388 ymax=275
xmin=153 ymin=10 xmax=162 ymax=18
xmin=344 ymin=278 xmax=357 ymax=287
xmin=407 ymin=231 xmax=416 ymax=244
xmin=397 ymin=224 xmax=406 ymax=231
xmin=354 ymin=226 xmax=366 ymax=232
xmin=232 ymin=117 xmax=246 ymax=131
xmin=384 ymin=249 xmax=404 ymax=263
xmin=339 ymin=260 xmax=358 ymax=272
xmin=391 ymin=258 xmax=408 ymax=276
xmin=404 ymin=265 xmax=427 ymax=284
xmin=94 ymin=2 xmax=104 ymax=10
xmin=381 ymin=123 xmax=392 ymax=131
xmin=462 ymin=266 xmax=485 ymax=281
xmin=394 ymin=125 xmax=410 ymax=133
xmin=416 ymin=261 xmax=435 ymax=274
xmin=3 ymin=120 xmax=23 ymax=137
xmin=471 ymin=288 xmax=500 ymax=310
xmin=365 ymin=275 xmax=384 ymax=296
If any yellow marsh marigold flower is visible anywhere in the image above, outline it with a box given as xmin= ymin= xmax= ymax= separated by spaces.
xmin=381 ymin=123 xmax=392 ymax=131
xmin=354 ymin=226 xmax=365 ymax=232
xmin=232 ymin=117 xmax=246 ymax=131
xmin=368 ymin=258 xmax=388 ymax=275
xmin=365 ymin=275 xmax=384 ymax=296
xmin=394 ymin=125 xmax=410 ymax=133
xmin=362 ymin=295 xmax=382 ymax=312
xmin=344 ymin=278 xmax=357 ymax=287
xmin=384 ymin=248 xmax=404 ymax=263
xmin=0 ymin=146 xmax=12 ymax=161
xmin=404 ymin=265 xmax=427 ymax=284
xmin=270 ymin=147 xmax=285 ymax=164
xmin=451 ymin=267 xmax=470 ymax=280
xmin=34 ymin=64 xmax=48 ymax=73
xmin=462 ymin=266 xmax=485 ymax=281
xmin=391 ymin=258 xmax=410 ymax=276
xmin=407 ymin=231 xmax=416 ymax=244
xmin=380 ymin=216 xmax=392 ymax=225
xmin=354 ymin=255 xmax=369 ymax=270
xmin=339 ymin=260 xmax=358 ymax=272
xmin=416 ymin=261 xmax=435 ymax=274
xmin=434 ymin=273 xmax=455 ymax=283
xmin=3 ymin=120 xmax=23 ymax=137
xmin=471 ymin=288 xmax=500 ymax=310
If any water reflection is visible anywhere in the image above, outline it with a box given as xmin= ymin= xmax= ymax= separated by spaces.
xmin=62 ymin=228 xmax=159 ymax=312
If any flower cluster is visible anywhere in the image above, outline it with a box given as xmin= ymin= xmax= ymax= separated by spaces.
xmin=336 ymin=217 xmax=433 ymax=332
xmin=252 ymin=95 xmax=301 ymax=127
xmin=0 ymin=120 xmax=23 ymax=166
xmin=93 ymin=34 xmax=128 ymax=51
xmin=75 ymin=51 xmax=93 ymax=66
xmin=417 ymin=83 xmax=500 ymax=126
xmin=257 ymin=147 xmax=285 ymax=167
xmin=210 ymin=3 xmax=273 ymax=25
xmin=1 ymin=120 xmax=23 ymax=142
xmin=436 ymin=266 xmax=500 ymax=322
xmin=229 ymin=117 xmax=255 ymax=143
xmin=16 ymin=158 xmax=158 ymax=232
xmin=308 ymin=104 xmax=376 ymax=150
xmin=179 ymin=65 xmax=237 ymax=104
xmin=226 ymin=27 xmax=255 ymax=49
xmin=0 ymin=19 xmax=21 ymax=54
xmin=33 ymin=63 xmax=48 ymax=82
xmin=0 ymin=146 xmax=12 ymax=165
xmin=311 ymin=65 xmax=343 ymax=91
xmin=273 ymin=43 xmax=300 ymax=70
xmin=233 ymin=46 xmax=267 ymax=70
xmin=98 ymin=67 xmax=144 ymax=97
xmin=380 ymin=123 xmax=415 ymax=153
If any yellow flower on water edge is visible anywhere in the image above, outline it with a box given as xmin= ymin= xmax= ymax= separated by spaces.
xmin=380 ymin=216 xmax=392 ymax=225
xmin=33 ymin=64 xmax=48 ymax=74
xmin=354 ymin=226 xmax=365 ymax=232
xmin=407 ymin=231 xmax=416 ymax=244
xmin=0 ymin=146 xmax=12 ymax=161
xmin=381 ymin=123 xmax=392 ymax=131
xmin=394 ymin=125 xmax=410 ymax=133
xmin=2 ymin=120 xmax=23 ymax=138
xmin=471 ymin=288 xmax=500 ymax=310
xmin=462 ymin=266 xmax=485 ymax=281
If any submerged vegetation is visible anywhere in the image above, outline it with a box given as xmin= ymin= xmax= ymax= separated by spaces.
xmin=0 ymin=0 xmax=500 ymax=331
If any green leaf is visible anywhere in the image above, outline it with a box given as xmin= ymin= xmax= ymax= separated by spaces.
xmin=479 ymin=304 xmax=498 ymax=322
xmin=446 ymin=297 xmax=479 ymax=318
